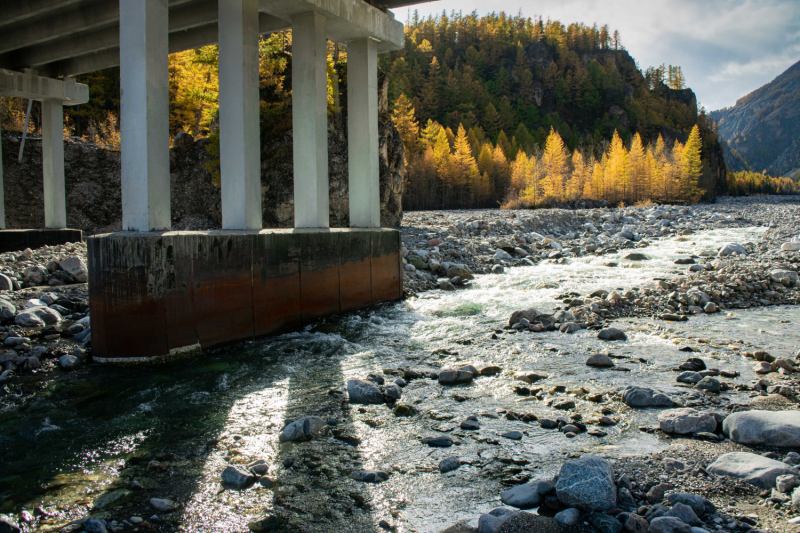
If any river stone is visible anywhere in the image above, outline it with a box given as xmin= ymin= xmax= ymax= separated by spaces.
xmin=439 ymin=369 xmax=474 ymax=385
xmin=279 ymin=416 xmax=325 ymax=442
xmin=0 ymin=300 xmax=15 ymax=320
xmin=384 ymin=384 xmax=402 ymax=400
xmin=598 ymin=328 xmax=627 ymax=341
xmin=666 ymin=493 xmax=716 ymax=517
xmin=0 ymin=275 xmax=12 ymax=292
xmin=649 ymin=516 xmax=692 ymax=533
xmin=722 ymin=410 xmax=800 ymax=447
xmin=15 ymin=310 xmax=45 ymax=327
xmin=695 ymin=377 xmax=721 ymax=392
xmin=350 ymin=470 xmax=389 ymax=483
xmin=439 ymin=457 xmax=461 ymax=473
xmin=659 ymin=408 xmax=716 ymax=435
xmin=93 ymin=489 xmax=131 ymax=509
xmin=422 ymin=436 xmax=453 ymax=447
xmin=666 ymin=503 xmax=699 ymax=526
xmin=590 ymin=513 xmax=623 ymax=533
xmin=446 ymin=265 xmax=474 ymax=280
xmin=782 ymin=242 xmax=800 ymax=252
xmin=84 ymin=518 xmax=109 ymax=533
xmin=624 ymin=253 xmax=648 ymax=261
xmin=707 ymin=452 xmax=799 ymax=488
xmin=676 ymin=371 xmax=703 ymax=385
xmin=500 ymin=480 xmax=552 ymax=509
xmin=60 ymin=256 xmax=89 ymax=282
xmin=586 ymin=354 xmax=614 ymax=368
xmin=555 ymin=455 xmax=617 ymax=511
xmin=347 ymin=379 xmax=384 ymax=404
xmin=515 ymin=371 xmax=547 ymax=383
xmin=718 ymin=243 xmax=747 ymax=256
xmin=621 ymin=386 xmax=674 ymax=408
xmin=509 ymin=309 xmax=539 ymax=327
xmin=150 ymin=498 xmax=177 ymax=512
xmin=221 ymin=465 xmax=255 ymax=488
xmin=617 ymin=513 xmax=648 ymax=533
xmin=554 ymin=508 xmax=580 ymax=527
xmin=477 ymin=507 xmax=518 ymax=533
xmin=58 ymin=354 xmax=81 ymax=370
xmin=771 ymin=269 xmax=799 ymax=284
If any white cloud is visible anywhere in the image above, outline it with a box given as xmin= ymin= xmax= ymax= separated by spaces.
xmin=392 ymin=0 xmax=800 ymax=110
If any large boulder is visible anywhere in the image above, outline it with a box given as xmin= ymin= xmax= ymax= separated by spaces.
xmin=707 ymin=452 xmax=799 ymax=488
xmin=555 ymin=455 xmax=617 ymax=511
xmin=658 ymin=408 xmax=717 ymax=435
xmin=722 ymin=410 xmax=800 ymax=447
xmin=59 ymin=256 xmax=89 ymax=283
xmin=718 ymin=243 xmax=747 ymax=256
xmin=346 ymin=379 xmax=384 ymax=404
xmin=500 ymin=480 xmax=553 ymax=509
xmin=621 ymin=386 xmax=674 ymax=408
xmin=509 ymin=309 xmax=539 ymax=327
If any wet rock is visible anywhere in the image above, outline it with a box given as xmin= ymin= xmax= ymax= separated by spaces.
xmin=421 ymin=436 xmax=453 ymax=447
xmin=509 ymin=309 xmax=539 ymax=327
xmin=247 ymin=514 xmax=281 ymax=531
xmin=93 ymin=489 xmax=132 ymax=509
xmin=554 ymin=508 xmax=580 ymax=527
xmin=439 ymin=457 xmax=461 ymax=473
xmin=347 ymin=379 xmax=384 ymax=404
xmin=58 ymin=354 xmax=82 ymax=370
xmin=84 ymin=518 xmax=109 ymax=533
xmin=384 ymin=384 xmax=402 ymax=401
xmin=279 ymin=416 xmax=325 ymax=442
xmin=248 ymin=460 xmax=269 ymax=475
xmin=666 ymin=503 xmax=699 ymax=526
xmin=477 ymin=507 xmax=518 ymax=533
xmin=150 ymin=498 xmax=177 ymax=512
xmin=665 ymin=494 xmax=715 ymax=517
xmin=707 ymin=452 xmax=799 ymax=488
xmin=0 ymin=515 xmax=20 ymax=533
xmin=590 ymin=513 xmax=623 ymax=533
xmin=446 ymin=265 xmax=474 ymax=280
xmin=555 ymin=455 xmax=617 ymax=511
xmin=480 ymin=366 xmax=502 ymax=376
xmin=658 ymin=409 xmax=716 ymax=435
xmin=501 ymin=431 xmax=523 ymax=440
xmin=586 ymin=354 xmax=615 ymax=368
xmin=350 ymin=470 xmax=389 ymax=483
xmin=621 ymin=386 xmax=674 ymax=408
xmin=393 ymin=403 xmax=417 ymax=417
xmin=500 ymin=480 xmax=552 ymax=509
xmin=617 ymin=512 xmax=649 ymax=533
xmin=649 ymin=517 xmax=692 ymax=533
xmin=221 ymin=465 xmax=255 ymax=488
xmin=753 ymin=362 xmax=772 ymax=374
xmin=515 ymin=371 xmax=547 ymax=383
xmin=625 ymin=253 xmax=649 ymax=261
xmin=440 ymin=521 xmax=477 ymax=533
xmin=438 ymin=369 xmax=474 ymax=385
xmin=598 ymin=328 xmax=627 ymax=341
xmin=676 ymin=372 xmax=703 ymax=385
xmin=678 ymin=358 xmax=706 ymax=371
xmin=694 ymin=377 xmax=721 ymax=392
xmin=723 ymin=410 xmax=800 ymax=447
xmin=718 ymin=243 xmax=747 ymax=256
xmin=551 ymin=398 xmax=575 ymax=410
xmin=461 ymin=418 xmax=481 ymax=430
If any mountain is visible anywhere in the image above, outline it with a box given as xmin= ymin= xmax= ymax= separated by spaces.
xmin=710 ymin=59 xmax=800 ymax=178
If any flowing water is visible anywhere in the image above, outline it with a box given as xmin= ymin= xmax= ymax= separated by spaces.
xmin=1 ymin=225 xmax=798 ymax=532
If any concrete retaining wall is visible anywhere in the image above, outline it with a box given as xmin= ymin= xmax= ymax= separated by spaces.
xmin=87 ymin=228 xmax=402 ymax=362
xmin=0 ymin=228 xmax=83 ymax=253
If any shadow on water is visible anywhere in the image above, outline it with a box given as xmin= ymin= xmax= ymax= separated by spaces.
xmin=0 ymin=307 xmax=399 ymax=532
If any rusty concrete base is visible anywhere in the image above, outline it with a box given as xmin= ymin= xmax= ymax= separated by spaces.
xmin=87 ymin=228 xmax=403 ymax=363
xmin=0 ymin=228 xmax=83 ymax=253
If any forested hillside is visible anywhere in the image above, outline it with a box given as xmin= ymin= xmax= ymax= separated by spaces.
xmin=710 ymin=59 xmax=800 ymax=179
xmin=385 ymin=12 xmax=728 ymax=209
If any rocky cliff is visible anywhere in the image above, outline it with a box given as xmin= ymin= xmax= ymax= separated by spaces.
xmin=709 ymin=59 xmax=800 ymax=177
xmin=0 ymin=73 xmax=403 ymax=234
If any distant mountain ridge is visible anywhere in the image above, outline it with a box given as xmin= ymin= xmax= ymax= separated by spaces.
xmin=710 ymin=59 xmax=800 ymax=177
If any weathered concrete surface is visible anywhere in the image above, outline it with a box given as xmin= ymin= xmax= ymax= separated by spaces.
xmin=0 ymin=228 xmax=82 ymax=253
xmin=87 ymin=228 xmax=401 ymax=362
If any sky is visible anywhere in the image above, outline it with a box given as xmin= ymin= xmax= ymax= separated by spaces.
xmin=389 ymin=0 xmax=800 ymax=111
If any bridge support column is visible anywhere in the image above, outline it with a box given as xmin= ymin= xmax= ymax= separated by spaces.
xmin=0 ymin=123 xmax=4 ymax=230
xmin=42 ymin=99 xmax=66 ymax=229
xmin=291 ymin=11 xmax=329 ymax=229
xmin=347 ymin=38 xmax=380 ymax=228
xmin=218 ymin=0 xmax=262 ymax=230
xmin=119 ymin=0 xmax=170 ymax=231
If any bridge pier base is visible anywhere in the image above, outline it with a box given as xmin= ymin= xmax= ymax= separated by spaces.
xmin=87 ymin=228 xmax=402 ymax=363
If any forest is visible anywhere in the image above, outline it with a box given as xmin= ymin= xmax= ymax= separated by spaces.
xmin=1 ymin=11 xmax=796 ymax=210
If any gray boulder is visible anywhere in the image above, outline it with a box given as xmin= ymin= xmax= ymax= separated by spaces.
xmin=666 ymin=494 xmax=715 ymax=517
xmin=0 ymin=299 xmax=15 ymax=320
xmin=59 ymin=256 xmax=89 ymax=283
xmin=707 ymin=452 xmax=799 ymax=488
xmin=649 ymin=516 xmax=692 ymax=533
xmin=554 ymin=508 xmax=580 ymax=527
xmin=658 ymin=408 xmax=716 ymax=435
xmin=15 ymin=310 xmax=44 ymax=327
xmin=621 ymin=386 xmax=674 ymax=408
xmin=695 ymin=377 xmax=720 ymax=392
xmin=58 ymin=354 xmax=82 ymax=370
xmin=718 ymin=243 xmax=747 ymax=256
xmin=676 ymin=372 xmax=703 ymax=385
xmin=666 ymin=502 xmax=699 ymax=526
xmin=438 ymin=369 xmax=474 ymax=385
xmin=347 ymin=379 xmax=384 ymax=404
xmin=555 ymin=455 xmax=617 ymax=511
xmin=279 ymin=416 xmax=325 ymax=442
xmin=439 ymin=457 xmax=461 ymax=473
xmin=0 ymin=274 xmax=13 ymax=292
xmin=598 ymin=328 xmax=627 ymax=341
xmin=722 ymin=410 xmax=800 ymax=447
xmin=586 ymin=354 xmax=615 ymax=368
xmin=500 ymin=480 xmax=552 ymax=509
xmin=477 ymin=508 xmax=518 ymax=533
xmin=350 ymin=470 xmax=389 ymax=483
xmin=221 ymin=465 xmax=254 ymax=488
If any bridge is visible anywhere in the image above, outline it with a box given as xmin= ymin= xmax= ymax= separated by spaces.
xmin=0 ymin=0 xmax=431 ymax=362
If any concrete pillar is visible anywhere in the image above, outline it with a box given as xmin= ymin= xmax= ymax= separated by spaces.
xmin=119 ymin=0 xmax=170 ymax=231
xmin=218 ymin=0 xmax=262 ymax=230
xmin=0 ymin=123 xmax=4 ymax=230
xmin=42 ymin=99 xmax=66 ymax=228
xmin=291 ymin=12 xmax=329 ymax=228
xmin=347 ymin=38 xmax=380 ymax=228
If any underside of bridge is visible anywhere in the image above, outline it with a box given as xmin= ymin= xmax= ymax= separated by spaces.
xmin=0 ymin=0 xmax=431 ymax=361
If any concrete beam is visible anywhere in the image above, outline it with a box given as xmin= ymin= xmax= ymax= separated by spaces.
xmin=33 ymin=13 xmax=290 ymax=78
xmin=218 ymin=0 xmax=263 ymax=230
xmin=119 ymin=0 xmax=171 ymax=231
xmin=42 ymin=100 xmax=67 ymax=229
xmin=347 ymin=38 xmax=380 ymax=227
xmin=291 ymin=11 xmax=329 ymax=229
xmin=1 ymin=0 xmax=84 ymax=27
xmin=0 ymin=68 xmax=88 ymax=105
xmin=260 ymin=0 xmax=404 ymax=52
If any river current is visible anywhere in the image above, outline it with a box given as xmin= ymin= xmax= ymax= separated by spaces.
xmin=1 ymin=225 xmax=798 ymax=532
